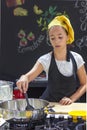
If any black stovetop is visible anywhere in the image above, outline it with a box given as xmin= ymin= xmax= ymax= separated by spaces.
xmin=0 ymin=115 xmax=86 ymax=130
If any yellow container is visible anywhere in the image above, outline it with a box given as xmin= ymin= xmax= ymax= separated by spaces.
xmin=68 ymin=110 xmax=87 ymax=122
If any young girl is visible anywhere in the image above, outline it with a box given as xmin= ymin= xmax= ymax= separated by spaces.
xmin=16 ymin=15 xmax=86 ymax=105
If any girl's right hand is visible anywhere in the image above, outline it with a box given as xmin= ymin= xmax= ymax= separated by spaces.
xmin=16 ymin=75 xmax=29 ymax=93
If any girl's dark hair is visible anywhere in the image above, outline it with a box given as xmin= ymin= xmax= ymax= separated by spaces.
xmin=62 ymin=27 xmax=68 ymax=35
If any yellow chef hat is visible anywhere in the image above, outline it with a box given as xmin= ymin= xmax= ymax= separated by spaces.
xmin=48 ymin=15 xmax=74 ymax=44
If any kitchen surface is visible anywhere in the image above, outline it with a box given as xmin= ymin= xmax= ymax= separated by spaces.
xmin=0 ymin=80 xmax=87 ymax=130
xmin=0 ymin=99 xmax=86 ymax=130
xmin=48 ymin=102 xmax=86 ymax=113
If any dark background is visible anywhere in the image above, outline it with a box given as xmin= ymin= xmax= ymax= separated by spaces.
xmin=0 ymin=0 xmax=87 ymax=81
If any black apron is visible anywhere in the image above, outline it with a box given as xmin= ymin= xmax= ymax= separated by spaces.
xmin=40 ymin=51 xmax=79 ymax=102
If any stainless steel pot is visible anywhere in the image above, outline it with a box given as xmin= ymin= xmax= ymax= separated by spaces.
xmin=0 ymin=98 xmax=49 ymax=121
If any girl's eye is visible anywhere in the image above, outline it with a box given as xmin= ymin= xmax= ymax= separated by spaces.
xmin=51 ymin=38 xmax=55 ymax=40
xmin=50 ymin=37 xmax=63 ymax=40
xmin=59 ymin=37 xmax=63 ymax=39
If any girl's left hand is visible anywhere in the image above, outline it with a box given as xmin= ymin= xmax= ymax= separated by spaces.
xmin=59 ymin=97 xmax=73 ymax=105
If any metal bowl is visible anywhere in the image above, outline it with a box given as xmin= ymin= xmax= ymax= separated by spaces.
xmin=0 ymin=98 xmax=49 ymax=120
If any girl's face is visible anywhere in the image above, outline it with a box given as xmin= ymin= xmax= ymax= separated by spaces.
xmin=48 ymin=26 xmax=69 ymax=51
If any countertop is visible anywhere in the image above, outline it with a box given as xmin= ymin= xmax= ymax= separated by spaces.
xmin=47 ymin=102 xmax=87 ymax=114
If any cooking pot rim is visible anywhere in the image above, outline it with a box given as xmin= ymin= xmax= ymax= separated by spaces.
xmin=0 ymin=98 xmax=49 ymax=111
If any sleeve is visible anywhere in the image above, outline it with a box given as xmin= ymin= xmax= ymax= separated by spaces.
xmin=37 ymin=53 xmax=51 ymax=72
xmin=71 ymin=51 xmax=85 ymax=69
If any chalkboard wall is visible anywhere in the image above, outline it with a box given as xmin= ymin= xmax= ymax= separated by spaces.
xmin=0 ymin=0 xmax=87 ymax=82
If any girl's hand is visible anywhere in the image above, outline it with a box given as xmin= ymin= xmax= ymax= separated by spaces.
xmin=59 ymin=97 xmax=73 ymax=105
xmin=16 ymin=75 xmax=29 ymax=93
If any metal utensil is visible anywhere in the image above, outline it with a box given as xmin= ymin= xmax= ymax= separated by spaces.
xmin=24 ymin=93 xmax=34 ymax=110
